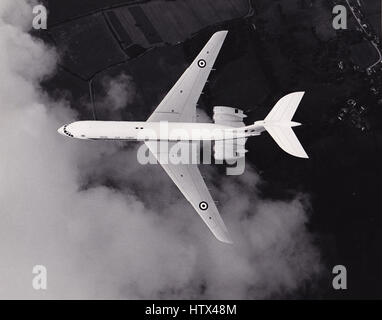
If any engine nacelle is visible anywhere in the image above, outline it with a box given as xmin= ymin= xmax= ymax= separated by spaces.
xmin=213 ymin=106 xmax=247 ymax=127
xmin=213 ymin=107 xmax=248 ymax=161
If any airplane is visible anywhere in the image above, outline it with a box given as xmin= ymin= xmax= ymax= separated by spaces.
xmin=58 ymin=31 xmax=308 ymax=244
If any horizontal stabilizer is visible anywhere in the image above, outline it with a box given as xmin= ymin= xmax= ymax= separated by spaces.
xmin=265 ymin=92 xmax=305 ymax=122
xmin=264 ymin=124 xmax=308 ymax=158
xmin=263 ymin=92 xmax=308 ymax=158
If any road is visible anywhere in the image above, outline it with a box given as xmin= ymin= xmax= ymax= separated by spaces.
xmin=345 ymin=0 xmax=382 ymax=72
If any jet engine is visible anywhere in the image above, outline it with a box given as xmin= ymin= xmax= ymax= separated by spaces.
xmin=213 ymin=106 xmax=247 ymax=161
xmin=213 ymin=106 xmax=247 ymax=127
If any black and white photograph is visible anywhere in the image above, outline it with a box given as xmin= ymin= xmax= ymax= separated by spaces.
xmin=0 ymin=0 xmax=381 ymax=306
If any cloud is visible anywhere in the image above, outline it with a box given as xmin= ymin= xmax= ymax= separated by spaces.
xmin=100 ymin=73 xmax=137 ymax=111
xmin=0 ymin=0 xmax=322 ymax=299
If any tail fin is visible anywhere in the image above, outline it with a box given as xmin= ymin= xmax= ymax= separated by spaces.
xmin=263 ymin=92 xmax=308 ymax=159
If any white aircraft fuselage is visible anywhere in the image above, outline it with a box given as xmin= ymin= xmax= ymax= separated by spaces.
xmin=58 ymin=121 xmax=265 ymax=141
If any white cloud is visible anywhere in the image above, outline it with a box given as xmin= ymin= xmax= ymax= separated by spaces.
xmin=101 ymin=73 xmax=137 ymax=111
xmin=0 ymin=0 xmax=322 ymax=299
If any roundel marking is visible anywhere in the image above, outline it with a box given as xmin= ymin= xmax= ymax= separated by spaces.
xmin=199 ymin=201 xmax=208 ymax=211
xmin=197 ymin=59 xmax=207 ymax=68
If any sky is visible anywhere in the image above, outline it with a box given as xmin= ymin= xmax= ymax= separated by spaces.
xmin=0 ymin=0 xmax=322 ymax=299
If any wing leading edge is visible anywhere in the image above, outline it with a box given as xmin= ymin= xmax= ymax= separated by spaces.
xmin=145 ymin=141 xmax=233 ymax=244
xmin=147 ymin=31 xmax=228 ymax=123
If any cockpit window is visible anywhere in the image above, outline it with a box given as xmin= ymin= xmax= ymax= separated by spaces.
xmin=63 ymin=125 xmax=73 ymax=137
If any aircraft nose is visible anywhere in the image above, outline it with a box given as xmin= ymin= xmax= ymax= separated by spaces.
xmin=57 ymin=126 xmax=65 ymax=136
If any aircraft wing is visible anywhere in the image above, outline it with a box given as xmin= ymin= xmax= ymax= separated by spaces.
xmin=144 ymin=141 xmax=233 ymax=244
xmin=144 ymin=31 xmax=232 ymax=243
xmin=147 ymin=31 xmax=228 ymax=123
